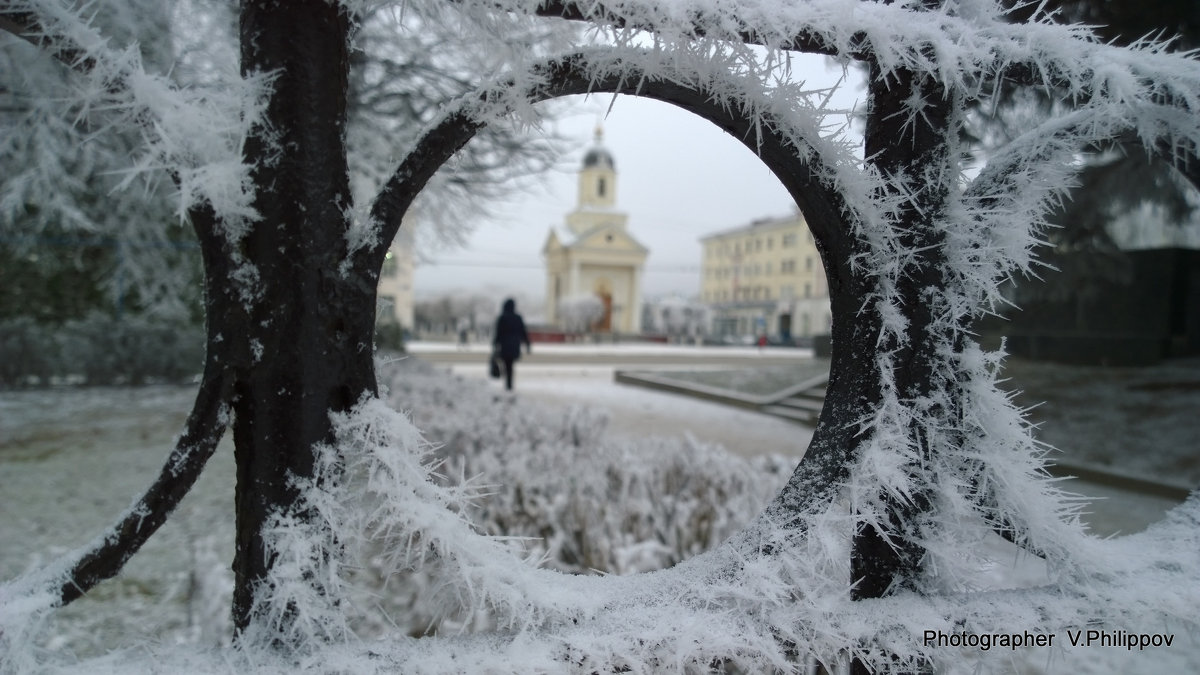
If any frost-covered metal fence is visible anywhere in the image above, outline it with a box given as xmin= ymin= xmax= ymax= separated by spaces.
xmin=2 ymin=0 xmax=1200 ymax=673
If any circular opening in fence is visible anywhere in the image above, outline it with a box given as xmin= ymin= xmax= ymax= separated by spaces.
xmin=365 ymin=83 xmax=851 ymax=627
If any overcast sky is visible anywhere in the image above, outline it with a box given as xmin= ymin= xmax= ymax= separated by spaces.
xmin=413 ymin=55 xmax=866 ymax=303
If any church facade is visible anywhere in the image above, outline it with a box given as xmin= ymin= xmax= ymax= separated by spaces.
xmin=542 ymin=129 xmax=648 ymax=334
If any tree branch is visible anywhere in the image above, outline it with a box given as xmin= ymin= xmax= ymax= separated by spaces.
xmin=0 ymin=8 xmax=97 ymax=76
xmin=526 ymin=0 xmax=859 ymax=57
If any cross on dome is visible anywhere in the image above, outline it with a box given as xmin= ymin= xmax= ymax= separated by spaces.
xmin=582 ymin=124 xmax=615 ymax=170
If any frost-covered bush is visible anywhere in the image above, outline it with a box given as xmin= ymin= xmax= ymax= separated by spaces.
xmin=556 ymin=293 xmax=606 ymax=333
xmin=0 ymin=359 xmax=788 ymax=650
xmin=340 ymin=358 xmax=791 ymax=636
xmin=643 ymin=296 xmax=710 ymax=338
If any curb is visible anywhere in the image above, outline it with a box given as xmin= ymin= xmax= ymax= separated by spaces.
xmin=615 ymin=369 xmax=1196 ymax=502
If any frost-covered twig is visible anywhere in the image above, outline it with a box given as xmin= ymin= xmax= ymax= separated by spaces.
xmin=0 ymin=6 xmax=97 ymax=75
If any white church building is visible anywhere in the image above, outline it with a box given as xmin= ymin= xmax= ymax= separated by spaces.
xmin=542 ymin=128 xmax=648 ymax=334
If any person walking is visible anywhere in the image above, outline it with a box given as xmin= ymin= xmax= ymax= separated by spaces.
xmin=492 ymin=298 xmax=531 ymax=391
xmin=456 ymin=317 xmax=470 ymax=350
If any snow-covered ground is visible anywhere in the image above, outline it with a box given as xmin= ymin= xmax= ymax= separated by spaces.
xmin=1 ymin=345 xmax=1195 ymax=670
xmin=405 ymin=339 xmax=817 ymax=360
xmin=0 ymin=352 xmax=810 ymax=659
xmin=408 ymin=340 xmax=817 ymax=457
xmin=418 ymin=344 xmax=1188 ymax=538
xmin=0 ymin=385 xmax=237 ymax=655
xmin=442 ymin=362 xmax=813 ymax=459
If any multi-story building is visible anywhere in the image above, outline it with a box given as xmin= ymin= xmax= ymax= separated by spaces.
xmin=699 ymin=212 xmax=830 ymax=342
xmin=377 ymin=227 xmax=415 ymax=331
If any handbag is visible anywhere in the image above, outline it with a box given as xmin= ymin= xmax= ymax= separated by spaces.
xmin=489 ymin=352 xmax=501 ymax=379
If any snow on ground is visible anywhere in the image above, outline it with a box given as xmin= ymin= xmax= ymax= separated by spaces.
xmin=0 ymin=344 xmax=1194 ymax=667
xmin=442 ymin=361 xmax=813 ymax=459
xmin=424 ymin=345 xmax=1189 ymax=538
xmin=0 ymin=385 xmax=237 ymax=656
xmin=406 ymin=339 xmax=817 ymax=360
xmin=1001 ymin=357 xmax=1200 ymax=485
xmin=0 ymin=349 xmax=811 ymax=659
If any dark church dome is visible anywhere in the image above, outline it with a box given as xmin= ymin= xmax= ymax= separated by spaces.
xmin=582 ymin=146 xmax=615 ymax=170
xmin=582 ymin=126 xmax=615 ymax=170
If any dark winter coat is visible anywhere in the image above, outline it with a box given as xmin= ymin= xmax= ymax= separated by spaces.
xmin=493 ymin=299 xmax=530 ymax=361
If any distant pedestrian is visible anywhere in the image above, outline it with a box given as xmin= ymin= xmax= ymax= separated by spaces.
xmin=456 ymin=317 xmax=470 ymax=350
xmin=757 ymin=333 xmax=767 ymax=350
xmin=492 ymin=298 xmax=531 ymax=391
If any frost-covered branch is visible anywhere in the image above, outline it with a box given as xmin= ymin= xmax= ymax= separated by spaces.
xmin=526 ymin=0 xmax=857 ymax=57
xmin=0 ymin=7 xmax=96 ymax=74
xmin=345 ymin=5 xmax=573 ymax=253
xmin=1 ymin=0 xmax=269 ymax=303
xmin=556 ymin=293 xmax=604 ymax=332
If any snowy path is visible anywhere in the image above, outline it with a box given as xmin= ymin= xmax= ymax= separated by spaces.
xmin=411 ymin=339 xmax=815 ymax=459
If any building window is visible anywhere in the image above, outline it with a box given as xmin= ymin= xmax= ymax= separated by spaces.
xmin=782 ymin=233 xmax=798 ymax=247
xmin=781 ymin=259 xmax=796 ymax=274
xmin=597 ymin=177 xmax=607 ymax=197
xmin=767 ymin=237 xmax=774 ymax=250
xmin=805 ymin=257 xmax=813 ymax=271
xmin=765 ymin=262 xmax=772 ymax=275
xmin=804 ymin=282 xmax=811 ymax=298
